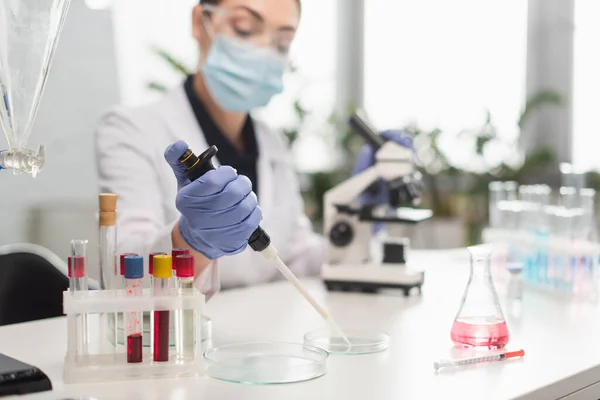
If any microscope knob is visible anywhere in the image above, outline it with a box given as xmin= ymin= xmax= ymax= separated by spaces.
xmin=329 ymin=221 xmax=354 ymax=247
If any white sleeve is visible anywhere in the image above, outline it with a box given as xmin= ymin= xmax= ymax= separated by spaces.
xmin=94 ymin=109 xmax=174 ymax=266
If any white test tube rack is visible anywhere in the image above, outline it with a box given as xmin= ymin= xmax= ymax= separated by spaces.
xmin=62 ymin=288 xmax=205 ymax=383
xmin=482 ymin=227 xmax=600 ymax=301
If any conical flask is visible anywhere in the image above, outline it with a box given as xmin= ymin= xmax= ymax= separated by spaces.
xmin=451 ymin=245 xmax=509 ymax=349
xmin=0 ymin=0 xmax=72 ymax=176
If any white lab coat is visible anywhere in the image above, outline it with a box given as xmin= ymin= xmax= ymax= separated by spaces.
xmin=94 ymin=84 xmax=325 ymax=289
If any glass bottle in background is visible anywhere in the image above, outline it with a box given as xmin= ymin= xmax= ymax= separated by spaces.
xmin=558 ymin=187 xmax=578 ymax=292
xmin=450 ymin=245 xmax=509 ymax=349
xmin=488 ymin=181 xmax=504 ymax=229
xmin=539 ymin=185 xmax=552 ymax=285
xmin=518 ymin=185 xmax=535 ymax=282
xmin=574 ymin=189 xmax=598 ymax=299
xmin=504 ymin=181 xmax=518 ymax=201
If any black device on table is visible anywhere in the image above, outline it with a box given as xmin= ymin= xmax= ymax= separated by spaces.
xmin=0 ymin=353 xmax=52 ymax=397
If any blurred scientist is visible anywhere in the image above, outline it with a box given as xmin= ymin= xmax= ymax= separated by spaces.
xmin=95 ymin=0 xmax=406 ymax=291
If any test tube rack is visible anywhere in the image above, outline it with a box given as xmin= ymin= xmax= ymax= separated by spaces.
xmin=483 ymin=228 xmax=600 ymax=302
xmin=62 ymin=288 xmax=205 ymax=383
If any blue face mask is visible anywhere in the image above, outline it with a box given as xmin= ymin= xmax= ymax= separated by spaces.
xmin=202 ymin=35 xmax=286 ymax=113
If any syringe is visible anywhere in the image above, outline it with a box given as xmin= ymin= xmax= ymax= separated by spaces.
xmin=433 ymin=349 xmax=525 ymax=371
xmin=178 ymin=145 xmax=351 ymax=346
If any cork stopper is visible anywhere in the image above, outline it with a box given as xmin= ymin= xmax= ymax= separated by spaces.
xmin=99 ymin=193 xmax=117 ymax=226
xmin=99 ymin=193 xmax=117 ymax=212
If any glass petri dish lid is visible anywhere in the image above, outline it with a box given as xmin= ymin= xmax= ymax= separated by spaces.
xmin=304 ymin=328 xmax=389 ymax=355
xmin=203 ymin=342 xmax=328 ymax=384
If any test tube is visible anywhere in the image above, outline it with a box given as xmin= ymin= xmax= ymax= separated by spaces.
xmin=98 ymin=194 xmax=118 ymax=290
xmin=98 ymin=194 xmax=118 ymax=352
xmin=69 ymin=240 xmax=89 ymax=357
xmin=152 ymin=255 xmax=172 ymax=362
xmin=69 ymin=240 xmax=88 ymax=291
xmin=124 ymin=255 xmax=144 ymax=363
xmin=149 ymin=252 xmax=167 ymax=287
xmin=120 ymin=253 xmax=138 ymax=289
xmin=175 ymin=254 xmax=195 ymax=360
xmin=172 ymin=248 xmax=190 ymax=277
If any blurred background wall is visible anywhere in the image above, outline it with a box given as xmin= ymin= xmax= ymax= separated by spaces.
xmin=1 ymin=0 xmax=600 ymax=274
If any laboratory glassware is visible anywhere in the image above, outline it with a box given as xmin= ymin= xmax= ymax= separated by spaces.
xmin=451 ymin=245 xmax=509 ymax=349
xmin=69 ymin=240 xmax=89 ymax=357
xmin=175 ymin=255 xmax=195 ymax=360
xmin=488 ymin=181 xmax=504 ymax=229
xmin=119 ymin=253 xmax=137 ymax=289
xmin=152 ymin=255 xmax=172 ymax=362
xmin=506 ymin=263 xmax=523 ymax=301
xmin=504 ymin=181 xmax=518 ymax=201
xmin=98 ymin=194 xmax=118 ymax=291
xmin=304 ymin=328 xmax=389 ymax=355
xmin=98 ymin=194 xmax=118 ymax=352
xmin=69 ymin=240 xmax=88 ymax=292
xmin=124 ymin=256 xmax=144 ymax=363
xmin=149 ymin=252 xmax=167 ymax=286
xmin=574 ymin=189 xmax=598 ymax=298
xmin=204 ymin=343 xmax=328 ymax=384
xmin=560 ymin=163 xmax=587 ymax=190
xmin=62 ymin=277 xmax=205 ymax=383
xmin=171 ymin=248 xmax=190 ymax=276
xmin=434 ymin=349 xmax=524 ymax=371
xmin=577 ymin=189 xmax=598 ymax=242
xmin=0 ymin=0 xmax=72 ymax=176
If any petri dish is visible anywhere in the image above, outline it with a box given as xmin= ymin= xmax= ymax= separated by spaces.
xmin=304 ymin=328 xmax=389 ymax=355
xmin=203 ymin=342 xmax=328 ymax=384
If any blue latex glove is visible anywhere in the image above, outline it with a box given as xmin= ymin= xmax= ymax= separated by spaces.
xmin=164 ymin=140 xmax=262 ymax=260
xmin=352 ymin=129 xmax=415 ymax=205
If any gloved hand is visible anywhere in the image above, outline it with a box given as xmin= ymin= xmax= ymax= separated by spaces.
xmin=164 ymin=140 xmax=262 ymax=260
xmin=352 ymin=129 xmax=415 ymax=205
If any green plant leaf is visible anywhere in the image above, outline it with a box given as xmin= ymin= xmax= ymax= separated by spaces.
xmin=518 ymin=90 xmax=563 ymax=129
xmin=147 ymin=82 xmax=169 ymax=92
xmin=151 ymin=47 xmax=191 ymax=76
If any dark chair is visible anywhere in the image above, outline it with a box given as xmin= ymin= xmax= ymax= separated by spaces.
xmin=0 ymin=246 xmax=69 ymax=326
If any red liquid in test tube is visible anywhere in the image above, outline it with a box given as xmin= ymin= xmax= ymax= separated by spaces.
xmin=152 ymin=255 xmax=173 ymax=362
xmin=172 ymin=248 xmax=190 ymax=276
xmin=124 ymin=255 xmax=144 ymax=363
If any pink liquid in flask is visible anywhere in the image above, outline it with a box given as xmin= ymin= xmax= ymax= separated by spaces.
xmin=451 ymin=317 xmax=509 ymax=349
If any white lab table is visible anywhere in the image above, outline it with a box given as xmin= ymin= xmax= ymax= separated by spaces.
xmin=1 ymin=249 xmax=600 ymax=400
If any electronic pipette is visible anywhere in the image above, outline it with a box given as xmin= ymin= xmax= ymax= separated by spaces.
xmin=178 ymin=146 xmax=350 ymax=345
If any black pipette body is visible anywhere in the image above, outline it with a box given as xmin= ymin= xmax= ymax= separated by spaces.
xmin=178 ymin=146 xmax=271 ymax=252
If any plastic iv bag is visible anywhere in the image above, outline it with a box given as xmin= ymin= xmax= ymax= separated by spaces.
xmin=0 ymin=0 xmax=72 ymax=176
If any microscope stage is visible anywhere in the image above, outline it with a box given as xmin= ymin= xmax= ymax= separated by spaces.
xmin=322 ymin=263 xmax=424 ymax=296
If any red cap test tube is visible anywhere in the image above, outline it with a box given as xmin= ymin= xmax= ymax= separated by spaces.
xmin=172 ymin=248 xmax=190 ymax=275
xmin=175 ymin=254 xmax=195 ymax=360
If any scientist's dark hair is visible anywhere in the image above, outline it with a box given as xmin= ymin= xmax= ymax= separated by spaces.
xmin=199 ymin=0 xmax=301 ymax=13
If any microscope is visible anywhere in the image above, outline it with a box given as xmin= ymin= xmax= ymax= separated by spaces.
xmin=322 ymin=110 xmax=433 ymax=296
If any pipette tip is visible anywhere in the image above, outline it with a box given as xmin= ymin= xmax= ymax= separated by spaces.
xmin=326 ymin=316 xmax=351 ymax=346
